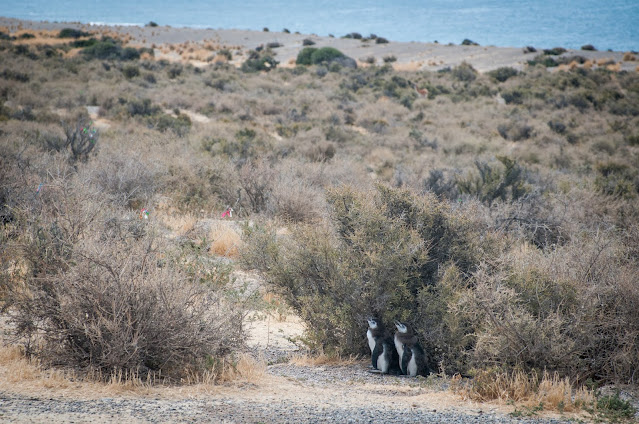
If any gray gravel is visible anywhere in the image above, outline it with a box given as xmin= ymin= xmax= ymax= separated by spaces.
xmin=0 ymin=391 xmax=576 ymax=423
xmin=0 ymin=359 xmax=584 ymax=424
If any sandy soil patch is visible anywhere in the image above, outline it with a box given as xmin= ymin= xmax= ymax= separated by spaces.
xmin=2 ymin=17 xmax=637 ymax=73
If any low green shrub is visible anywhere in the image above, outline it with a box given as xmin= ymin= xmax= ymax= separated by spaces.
xmin=487 ymin=67 xmax=518 ymax=82
xmin=594 ymin=161 xmax=637 ymax=198
xmin=58 ymin=28 xmax=91 ymax=38
xmin=81 ymin=40 xmax=120 ymax=60
xmin=457 ymin=156 xmax=530 ymax=205
xmin=81 ymin=39 xmax=142 ymax=60
xmin=241 ymin=51 xmax=278 ymax=72
xmin=122 ymin=64 xmax=140 ymax=79
xmin=543 ymin=47 xmax=567 ymax=55
xmin=150 ymin=112 xmax=192 ymax=136
xmin=310 ymin=47 xmax=344 ymax=64
xmin=1 ymin=69 xmax=30 ymax=82
xmin=497 ymin=120 xmax=534 ymax=141
xmin=296 ymin=47 xmax=356 ymax=68
xmin=126 ymin=98 xmax=161 ymax=116
xmin=451 ymin=62 xmax=477 ymax=82
xmin=242 ymin=184 xmax=484 ymax=370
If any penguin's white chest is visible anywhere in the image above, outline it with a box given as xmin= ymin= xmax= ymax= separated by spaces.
xmin=378 ymin=345 xmax=389 ymax=373
xmin=367 ymin=329 xmax=375 ymax=353
xmin=394 ymin=335 xmax=404 ymax=361
xmin=407 ymin=351 xmax=418 ymax=377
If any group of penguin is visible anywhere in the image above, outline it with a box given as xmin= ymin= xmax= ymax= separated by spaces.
xmin=366 ymin=318 xmax=428 ymax=377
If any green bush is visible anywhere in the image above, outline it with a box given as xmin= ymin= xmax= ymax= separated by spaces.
xmin=594 ymin=161 xmax=637 ymax=198
xmin=456 ymin=156 xmax=530 ymax=205
xmin=543 ymin=47 xmax=567 ymax=55
xmin=451 ymin=62 xmax=477 ymax=82
xmin=81 ymin=40 xmax=141 ymax=61
xmin=461 ymin=38 xmax=479 ymax=46
xmin=296 ymin=47 xmax=317 ymax=65
xmin=241 ymin=51 xmax=278 ymax=72
xmin=81 ymin=40 xmax=121 ymax=60
xmin=242 ymin=184 xmax=484 ymax=369
xmin=151 ymin=112 xmax=192 ymax=136
xmin=122 ymin=64 xmax=140 ymax=79
xmin=311 ymin=47 xmax=345 ymax=64
xmin=58 ymin=28 xmax=91 ymax=38
xmin=487 ymin=67 xmax=518 ymax=82
xmin=126 ymin=98 xmax=161 ymax=116
xmin=296 ymin=47 xmax=354 ymax=68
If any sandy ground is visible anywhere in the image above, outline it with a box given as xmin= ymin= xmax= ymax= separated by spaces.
xmin=1 ymin=16 xmax=637 ymax=73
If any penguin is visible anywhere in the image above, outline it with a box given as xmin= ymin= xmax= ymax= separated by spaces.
xmin=394 ymin=320 xmax=427 ymax=376
xmin=366 ymin=318 xmax=398 ymax=374
xmin=401 ymin=341 xmax=429 ymax=377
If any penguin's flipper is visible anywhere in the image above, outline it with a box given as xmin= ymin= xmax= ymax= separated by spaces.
xmin=401 ymin=343 xmax=410 ymax=375
xmin=371 ymin=340 xmax=382 ymax=369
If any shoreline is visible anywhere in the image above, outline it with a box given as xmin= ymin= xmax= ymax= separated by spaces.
xmin=1 ymin=16 xmax=637 ymax=73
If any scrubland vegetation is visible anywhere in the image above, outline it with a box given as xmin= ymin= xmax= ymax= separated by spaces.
xmin=1 ymin=27 xmax=638 ymax=415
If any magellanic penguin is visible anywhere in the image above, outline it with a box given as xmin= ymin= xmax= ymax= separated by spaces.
xmin=366 ymin=318 xmax=398 ymax=374
xmin=401 ymin=340 xmax=429 ymax=377
xmin=394 ymin=320 xmax=427 ymax=376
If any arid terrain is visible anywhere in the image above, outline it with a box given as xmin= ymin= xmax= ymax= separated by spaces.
xmin=1 ymin=17 xmax=639 ymax=423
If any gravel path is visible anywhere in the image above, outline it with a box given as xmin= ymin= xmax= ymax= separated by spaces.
xmin=0 ymin=391 xmax=574 ymax=424
xmin=0 ymin=360 xmax=580 ymax=424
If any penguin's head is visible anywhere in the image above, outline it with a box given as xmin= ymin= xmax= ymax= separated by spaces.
xmin=367 ymin=318 xmax=378 ymax=329
xmin=394 ymin=320 xmax=408 ymax=333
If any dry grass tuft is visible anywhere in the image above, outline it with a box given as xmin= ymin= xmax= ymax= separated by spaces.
xmin=458 ymin=369 xmax=595 ymax=414
xmin=157 ymin=211 xmax=198 ymax=235
xmin=209 ymin=221 xmax=242 ymax=258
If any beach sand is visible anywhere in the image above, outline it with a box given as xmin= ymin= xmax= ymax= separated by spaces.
xmin=1 ymin=16 xmax=636 ymax=73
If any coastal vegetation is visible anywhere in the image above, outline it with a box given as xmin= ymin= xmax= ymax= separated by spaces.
xmin=0 ymin=25 xmax=638 ymax=416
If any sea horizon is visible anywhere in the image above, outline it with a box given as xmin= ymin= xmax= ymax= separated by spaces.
xmin=2 ymin=0 xmax=638 ymax=51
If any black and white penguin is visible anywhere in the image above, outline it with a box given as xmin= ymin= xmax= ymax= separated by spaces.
xmin=366 ymin=318 xmax=397 ymax=374
xmin=401 ymin=341 xmax=428 ymax=377
xmin=394 ymin=320 xmax=427 ymax=376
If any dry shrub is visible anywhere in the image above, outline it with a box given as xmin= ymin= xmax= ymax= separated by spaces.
xmin=5 ymin=229 xmax=246 ymax=380
xmin=266 ymin=162 xmax=326 ymax=223
xmin=1 ymin=169 xmax=250 ymax=382
xmin=463 ymin=369 xmax=594 ymax=413
xmin=463 ymin=228 xmax=639 ymax=383
xmin=242 ymin=184 xmax=485 ymax=363
xmin=223 ymin=353 xmax=267 ymax=383
xmin=86 ymin=151 xmax=159 ymax=209
xmin=208 ymin=221 xmax=242 ymax=258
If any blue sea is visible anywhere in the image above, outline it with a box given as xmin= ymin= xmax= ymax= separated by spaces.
xmin=3 ymin=0 xmax=638 ymax=51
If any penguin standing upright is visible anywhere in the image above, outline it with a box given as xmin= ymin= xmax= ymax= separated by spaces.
xmin=401 ymin=340 xmax=428 ymax=377
xmin=366 ymin=318 xmax=384 ymax=369
xmin=366 ymin=318 xmax=398 ymax=374
xmin=394 ymin=321 xmax=428 ymax=376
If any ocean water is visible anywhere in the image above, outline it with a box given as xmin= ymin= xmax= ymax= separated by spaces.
xmin=3 ymin=0 xmax=638 ymax=51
